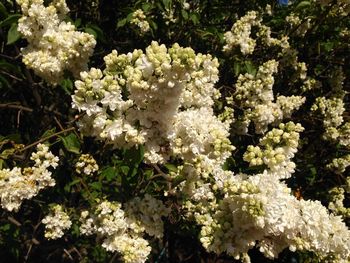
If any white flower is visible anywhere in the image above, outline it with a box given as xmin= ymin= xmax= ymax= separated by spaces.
xmin=0 ymin=144 xmax=59 ymax=212
xmin=72 ymin=42 xmax=225 ymax=164
xmin=16 ymin=0 xmax=96 ymax=85
xmin=75 ymin=154 xmax=99 ymax=175
xmin=42 ymin=204 xmax=71 ymax=240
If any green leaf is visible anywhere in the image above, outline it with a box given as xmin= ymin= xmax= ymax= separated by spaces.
xmin=190 ymin=13 xmax=199 ymax=25
xmin=164 ymin=163 xmax=177 ymax=173
xmin=41 ymin=128 xmax=56 ymax=139
xmin=142 ymin=3 xmax=151 ymax=12
xmin=0 ymin=3 xmax=8 ymax=19
xmin=0 ymin=14 xmax=21 ymax=28
xmin=4 ymin=134 xmax=21 ymax=143
xmin=162 ymin=0 xmax=171 ymax=10
xmin=149 ymin=20 xmax=158 ymax=31
xmin=74 ymin=18 xmax=81 ymax=28
xmin=244 ymin=60 xmax=256 ymax=76
xmin=60 ymin=78 xmax=74 ymax=95
xmin=143 ymin=169 xmax=154 ymax=178
xmin=0 ymin=75 xmax=10 ymax=89
xmin=86 ymin=24 xmax=106 ymax=43
xmin=120 ymin=165 xmax=130 ymax=175
xmin=234 ymin=62 xmax=241 ymax=77
xmin=101 ymin=166 xmax=118 ymax=181
xmin=61 ymin=133 xmax=81 ymax=154
xmin=0 ymin=148 xmax=15 ymax=159
xmin=124 ymin=145 xmax=144 ymax=167
xmin=84 ymin=27 xmax=97 ymax=39
xmin=295 ymin=1 xmax=311 ymax=11
xmin=64 ymin=178 xmax=81 ymax=192
xmin=116 ymin=18 xmax=127 ymax=28
xmin=181 ymin=10 xmax=188 ymax=20
xmin=0 ymin=60 xmax=24 ymax=76
xmin=126 ymin=12 xmax=134 ymax=22
xmin=7 ymin=23 xmax=21 ymax=45
xmin=90 ymin=182 xmax=102 ymax=191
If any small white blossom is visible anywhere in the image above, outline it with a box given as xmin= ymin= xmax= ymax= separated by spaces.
xmin=75 ymin=154 xmax=99 ymax=175
xmin=16 ymin=0 xmax=96 ymax=85
xmin=131 ymin=9 xmax=150 ymax=34
xmin=0 ymin=144 xmax=59 ymax=212
xmin=42 ymin=204 xmax=71 ymax=240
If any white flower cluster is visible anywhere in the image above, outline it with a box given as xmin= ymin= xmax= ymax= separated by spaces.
xmin=179 ymin=113 xmax=350 ymax=262
xmin=16 ymin=0 xmax=96 ymax=85
xmin=75 ymin=154 xmax=99 ymax=175
xmin=301 ymin=77 xmax=319 ymax=92
xmin=187 ymin=171 xmax=350 ymax=262
xmin=223 ymin=11 xmax=261 ymax=55
xmin=327 ymin=154 xmax=350 ymax=174
xmin=72 ymin=42 xmax=230 ymax=164
xmin=328 ymin=187 xmax=350 ymax=219
xmin=286 ymin=13 xmax=311 ymax=36
xmin=223 ymin=11 xmax=290 ymax=55
xmin=42 ymin=204 xmax=72 ymax=240
xmin=330 ymin=67 xmax=347 ymax=98
xmin=312 ymin=97 xmax=344 ymax=128
xmin=169 ymin=107 xmax=234 ymax=175
xmin=0 ymin=144 xmax=59 ymax=212
xmin=130 ymin=9 xmax=150 ymax=34
xmin=286 ymin=13 xmax=301 ymax=26
xmin=79 ymin=198 xmax=168 ymax=263
xmin=124 ymin=194 xmax=171 ymax=238
xmin=311 ymin=97 xmax=350 ymax=147
xmin=232 ymin=60 xmax=305 ymax=134
xmin=318 ymin=0 xmax=350 ymax=16
xmin=244 ymin=122 xmax=304 ymax=179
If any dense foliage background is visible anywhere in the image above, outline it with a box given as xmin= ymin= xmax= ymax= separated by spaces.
xmin=0 ymin=0 xmax=349 ymax=262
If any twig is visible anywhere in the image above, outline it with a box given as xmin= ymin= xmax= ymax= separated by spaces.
xmin=0 ymin=53 xmax=21 ymax=60
xmin=63 ymin=248 xmax=74 ymax=261
xmin=109 ymin=253 xmax=118 ymax=263
xmin=54 ymin=116 xmax=65 ymax=131
xmin=19 ymin=127 xmax=76 ymax=153
xmin=24 ymin=243 xmax=33 ymax=263
xmin=0 ymin=70 xmax=23 ymax=81
xmin=8 ymin=216 xmax=21 ymax=227
xmin=71 ymin=247 xmax=83 ymax=260
xmin=0 ymin=103 xmax=33 ymax=112
xmin=17 ymin=109 xmax=21 ymax=128
xmin=152 ymin=164 xmax=173 ymax=181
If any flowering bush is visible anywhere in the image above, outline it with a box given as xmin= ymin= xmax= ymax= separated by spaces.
xmin=0 ymin=0 xmax=349 ymax=262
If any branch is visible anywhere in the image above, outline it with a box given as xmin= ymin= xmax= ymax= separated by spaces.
xmin=0 ymin=103 xmax=33 ymax=112
xmin=19 ymin=127 xmax=76 ymax=152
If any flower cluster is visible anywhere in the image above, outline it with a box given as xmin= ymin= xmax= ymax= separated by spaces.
xmin=79 ymin=197 xmax=168 ymax=263
xmin=317 ymin=0 xmax=350 ymax=16
xmin=16 ymin=0 xmax=96 ymax=85
xmin=243 ymin=122 xmax=304 ymax=179
xmin=42 ymin=204 xmax=72 ymax=240
xmin=223 ymin=11 xmax=290 ymax=55
xmin=0 ymin=144 xmax=59 ymax=212
xmin=328 ymin=187 xmax=350 ymax=219
xmin=187 ymin=170 xmax=350 ymax=262
xmin=327 ymin=154 xmax=350 ymax=174
xmin=75 ymin=154 xmax=99 ymax=176
xmin=286 ymin=13 xmax=311 ymax=36
xmin=231 ymin=60 xmax=305 ymax=134
xmin=181 ymin=110 xmax=350 ymax=262
xmin=130 ymin=9 xmax=150 ymax=34
xmin=72 ymin=42 xmax=229 ymax=164
xmin=223 ymin=11 xmax=261 ymax=54
xmin=124 ymin=194 xmax=171 ymax=238
xmin=311 ymin=96 xmax=350 ymax=147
